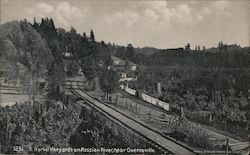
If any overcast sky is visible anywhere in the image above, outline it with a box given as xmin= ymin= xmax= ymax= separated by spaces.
xmin=1 ymin=0 xmax=250 ymax=49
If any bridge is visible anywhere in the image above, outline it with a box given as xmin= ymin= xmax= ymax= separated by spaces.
xmin=69 ymin=81 xmax=196 ymax=155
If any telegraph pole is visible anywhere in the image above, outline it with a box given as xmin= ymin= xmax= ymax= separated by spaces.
xmin=225 ymin=138 xmax=229 ymax=155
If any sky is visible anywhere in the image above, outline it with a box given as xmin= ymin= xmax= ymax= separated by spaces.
xmin=1 ymin=0 xmax=250 ymax=49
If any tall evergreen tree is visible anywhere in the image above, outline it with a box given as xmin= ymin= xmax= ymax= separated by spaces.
xmin=90 ymin=29 xmax=95 ymax=42
xmin=218 ymin=41 xmax=223 ymax=52
xmin=82 ymin=32 xmax=87 ymax=40
xmin=203 ymin=46 xmax=206 ymax=51
xmin=185 ymin=43 xmax=191 ymax=50
xmin=126 ymin=44 xmax=135 ymax=61
xmin=33 ymin=17 xmax=39 ymax=30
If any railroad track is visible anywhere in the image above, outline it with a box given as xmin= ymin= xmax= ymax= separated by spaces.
xmin=70 ymin=81 xmax=196 ymax=155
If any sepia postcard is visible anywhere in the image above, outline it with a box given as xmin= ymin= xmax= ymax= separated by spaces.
xmin=0 ymin=0 xmax=249 ymax=154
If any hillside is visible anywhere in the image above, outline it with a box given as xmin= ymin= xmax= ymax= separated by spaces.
xmin=0 ymin=20 xmax=53 ymax=76
xmin=135 ymin=47 xmax=160 ymax=56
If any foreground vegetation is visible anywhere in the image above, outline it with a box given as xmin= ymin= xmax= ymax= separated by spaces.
xmin=0 ymin=94 xmax=129 ymax=153
xmin=0 ymin=95 xmax=82 ymax=153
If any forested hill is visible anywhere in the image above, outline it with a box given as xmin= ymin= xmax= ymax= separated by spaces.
xmin=0 ymin=18 xmax=115 ymax=95
xmin=0 ymin=20 xmax=53 ymax=79
xmin=0 ymin=18 xmax=113 ymax=66
xmin=147 ymin=48 xmax=250 ymax=68
xmin=113 ymin=45 xmax=250 ymax=68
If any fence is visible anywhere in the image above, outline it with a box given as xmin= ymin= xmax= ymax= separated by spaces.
xmin=120 ymin=85 xmax=170 ymax=111
xmin=185 ymin=111 xmax=248 ymax=141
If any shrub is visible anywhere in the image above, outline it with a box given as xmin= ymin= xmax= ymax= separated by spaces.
xmin=171 ymin=118 xmax=212 ymax=149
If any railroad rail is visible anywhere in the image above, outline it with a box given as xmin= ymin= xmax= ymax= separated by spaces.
xmin=70 ymin=82 xmax=196 ymax=155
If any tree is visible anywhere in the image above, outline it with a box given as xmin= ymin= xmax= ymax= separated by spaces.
xmin=90 ymin=29 xmax=95 ymax=42
xmin=19 ymin=19 xmax=54 ymax=102
xmin=104 ymin=54 xmax=113 ymax=66
xmin=0 ymin=39 xmax=18 ymax=61
xmin=198 ymin=46 xmax=200 ymax=51
xmin=203 ymin=46 xmax=206 ymax=51
xmin=82 ymin=32 xmax=87 ymax=40
xmin=185 ymin=43 xmax=191 ymax=50
xmin=48 ymin=60 xmax=66 ymax=97
xmin=93 ymin=41 xmax=111 ymax=66
xmin=33 ymin=17 xmax=39 ymax=30
xmin=57 ymin=28 xmax=68 ymax=55
xmin=183 ymin=91 xmax=197 ymax=110
xmin=82 ymin=66 xmax=98 ymax=83
xmin=115 ymin=46 xmax=127 ymax=59
xmin=67 ymin=27 xmax=82 ymax=58
xmin=67 ymin=61 xmax=80 ymax=77
xmin=126 ymin=44 xmax=135 ymax=61
xmin=218 ymin=41 xmax=223 ymax=52
xmin=38 ymin=17 xmax=57 ymax=44
xmin=99 ymin=68 xmax=119 ymax=96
